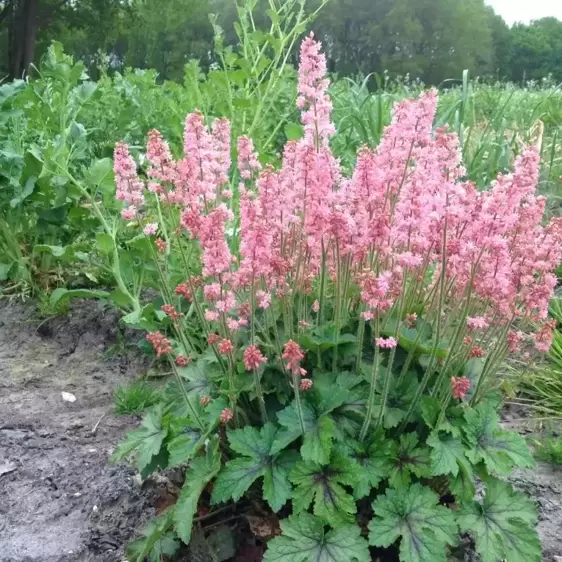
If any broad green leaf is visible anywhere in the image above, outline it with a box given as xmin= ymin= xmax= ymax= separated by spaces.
xmin=273 ymin=400 xmax=335 ymax=465
xmin=211 ymin=423 xmax=298 ymax=512
xmin=284 ymin=122 xmax=304 ymax=141
xmin=87 ymin=158 xmax=113 ymax=192
xmin=126 ymin=509 xmax=179 ymax=562
xmin=174 ymin=437 xmax=221 ymax=544
xmin=388 ymin=433 xmax=431 ymax=489
xmin=369 ymin=483 xmax=457 ymax=562
xmin=457 ymin=478 xmax=540 ymax=562
xmin=10 ymin=175 xmax=35 ymax=207
xmin=290 ymin=456 xmax=357 ymax=527
xmin=111 ymin=405 xmax=167 ymax=473
xmin=338 ymin=432 xmax=392 ymax=499
xmin=263 ymin=513 xmax=370 ymax=562
xmin=421 ymin=396 xmax=460 ymax=436
xmin=374 ymin=374 xmax=419 ymax=429
xmin=167 ymin=428 xmax=204 ymax=467
xmin=33 ymin=244 xmax=72 ymax=258
xmin=50 ymin=287 xmax=110 ymax=307
xmin=427 ymin=430 xmax=468 ymax=477
xmin=96 ymin=232 xmax=114 ymax=255
xmin=463 ymin=402 xmax=534 ymax=474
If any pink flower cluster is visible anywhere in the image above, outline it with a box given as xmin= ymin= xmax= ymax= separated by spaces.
xmin=115 ymin=33 xmax=562 ymax=382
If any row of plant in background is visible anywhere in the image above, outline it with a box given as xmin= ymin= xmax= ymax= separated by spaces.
xmin=106 ymin=34 xmax=562 ymax=562
xmin=1 ymin=0 xmax=561 ymax=306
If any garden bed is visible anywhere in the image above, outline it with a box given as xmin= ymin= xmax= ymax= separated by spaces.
xmin=0 ymin=300 xmax=561 ymax=561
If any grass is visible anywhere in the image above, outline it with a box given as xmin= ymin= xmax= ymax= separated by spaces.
xmin=114 ymin=379 xmax=161 ymax=415
xmin=531 ymin=435 xmax=562 ymax=465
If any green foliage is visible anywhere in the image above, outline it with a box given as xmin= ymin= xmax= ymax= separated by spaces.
xmin=369 ymin=484 xmax=458 ymax=562
xmin=463 ymin=402 xmax=535 ymax=474
xmin=532 ymin=435 xmax=562 ymax=465
xmin=211 ymin=423 xmax=298 ymax=512
xmin=114 ymin=380 xmax=160 ymax=415
xmin=290 ymin=455 xmax=357 ymax=527
xmin=174 ymin=437 xmax=221 ymax=544
xmin=457 ymin=479 xmax=541 ymax=562
xmin=263 ymin=513 xmax=370 ymax=562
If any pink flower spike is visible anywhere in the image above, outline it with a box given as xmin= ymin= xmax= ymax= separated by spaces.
xmin=155 ymin=238 xmax=167 ymax=253
xmin=312 ymin=300 xmax=320 ymax=313
xmin=218 ymin=339 xmax=234 ymax=356
xmin=283 ymin=340 xmax=306 ymax=376
xmin=220 ymin=408 xmax=233 ymax=424
xmin=146 ymin=332 xmax=172 ymax=357
xmin=121 ymin=206 xmax=137 ymax=220
xmin=375 ymin=337 xmax=398 ymax=349
xmin=200 ymin=396 xmax=211 ymax=406
xmin=451 ymin=376 xmax=471 ymax=399
xmin=300 ymin=378 xmax=313 ymax=391
xmin=143 ymin=222 xmax=158 ymax=236
xmin=244 ymin=345 xmax=267 ymax=371
xmin=467 ymin=316 xmax=489 ymax=330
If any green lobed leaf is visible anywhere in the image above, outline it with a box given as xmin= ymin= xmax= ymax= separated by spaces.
xmin=263 ymin=512 xmax=370 ymax=562
xmin=167 ymin=428 xmax=204 ymax=467
xmin=457 ymin=478 xmax=540 ymax=562
xmin=174 ymin=437 xmax=221 ymax=544
xmin=463 ymin=402 xmax=534 ymax=474
xmin=290 ymin=455 xmax=357 ymax=527
xmin=427 ymin=430 xmax=469 ymax=477
xmin=111 ymin=405 xmax=167 ymax=473
xmin=273 ymin=401 xmax=335 ymax=465
xmin=337 ymin=432 xmax=392 ymax=499
xmin=388 ymin=433 xmax=431 ymax=490
xmin=211 ymin=423 xmax=298 ymax=512
xmin=126 ymin=509 xmax=179 ymax=562
xmin=368 ymin=483 xmax=457 ymax=562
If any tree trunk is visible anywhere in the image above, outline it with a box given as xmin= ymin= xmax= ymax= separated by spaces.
xmin=7 ymin=0 xmax=39 ymax=79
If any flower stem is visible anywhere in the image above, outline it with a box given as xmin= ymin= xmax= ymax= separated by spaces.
xmin=360 ymin=317 xmax=381 ymax=442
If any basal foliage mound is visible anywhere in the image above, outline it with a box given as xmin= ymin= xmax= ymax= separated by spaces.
xmin=112 ymin=34 xmax=561 ymax=562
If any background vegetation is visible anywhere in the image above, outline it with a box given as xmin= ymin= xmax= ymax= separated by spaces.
xmin=2 ymin=0 xmax=562 ymax=84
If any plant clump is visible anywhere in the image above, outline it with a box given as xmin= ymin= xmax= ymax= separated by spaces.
xmin=111 ymin=33 xmax=560 ymax=562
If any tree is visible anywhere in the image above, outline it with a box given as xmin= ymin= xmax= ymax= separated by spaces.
xmin=0 ymin=0 xmax=73 ymax=79
xmin=508 ymin=18 xmax=562 ymax=83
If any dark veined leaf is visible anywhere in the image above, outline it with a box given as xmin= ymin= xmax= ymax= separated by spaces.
xmin=263 ymin=513 xmax=370 ymax=562
xmin=463 ymin=401 xmax=534 ymax=474
xmin=111 ymin=405 xmax=167 ymax=473
xmin=427 ymin=430 xmax=470 ymax=477
xmin=421 ymin=396 xmax=461 ymax=436
xmin=211 ymin=423 xmax=299 ymax=512
xmin=337 ymin=432 xmax=392 ymax=499
xmin=272 ymin=384 xmax=348 ymax=465
xmin=368 ymin=483 xmax=457 ymax=562
xmin=126 ymin=509 xmax=179 ymax=562
xmin=373 ymin=374 xmax=419 ymax=429
xmin=457 ymin=478 xmax=540 ymax=562
xmin=388 ymin=433 xmax=431 ymax=489
xmin=174 ymin=437 xmax=221 ymax=544
xmin=290 ymin=455 xmax=357 ymax=527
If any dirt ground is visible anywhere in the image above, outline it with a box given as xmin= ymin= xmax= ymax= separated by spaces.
xmin=0 ymin=300 xmax=156 ymax=562
xmin=1 ymin=300 xmax=561 ymax=562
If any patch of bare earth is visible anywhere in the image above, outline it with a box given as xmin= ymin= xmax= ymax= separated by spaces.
xmin=0 ymin=301 xmax=155 ymax=562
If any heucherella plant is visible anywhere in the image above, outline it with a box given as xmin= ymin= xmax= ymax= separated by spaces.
xmin=112 ymin=34 xmax=560 ymax=562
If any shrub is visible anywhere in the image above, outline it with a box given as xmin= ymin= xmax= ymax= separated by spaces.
xmin=111 ymin=34 xmax=561 ymax=562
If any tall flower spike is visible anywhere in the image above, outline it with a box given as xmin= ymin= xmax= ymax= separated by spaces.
xmin=114 ymin=142 xmax=144 ymax=213
xmin=297 ymin=33 xmax=335 ymax=147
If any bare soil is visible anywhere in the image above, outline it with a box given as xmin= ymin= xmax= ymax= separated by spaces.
xmin=0 ymin=300 xmax=156 ymax=562
xmin=1 ymin=300 xmax=561 ymax=562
